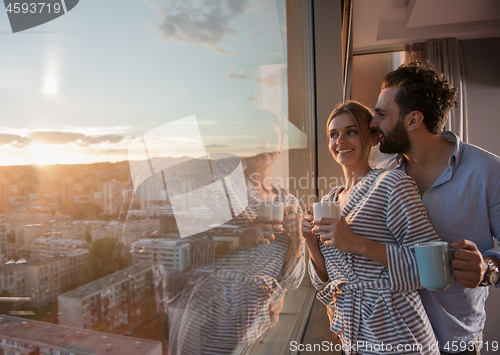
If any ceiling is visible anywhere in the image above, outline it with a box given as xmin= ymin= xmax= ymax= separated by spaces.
xmin=352 ymin=0 xmax=500 ymax=53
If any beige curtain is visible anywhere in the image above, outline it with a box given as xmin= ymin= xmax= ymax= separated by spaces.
xmin=404 ymin=38 xmax=468 ymax=142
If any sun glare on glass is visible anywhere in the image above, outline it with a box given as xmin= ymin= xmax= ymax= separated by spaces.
xmin=27 ymin=143 xmax=74 ymax=166
xmin=42 ymin=75 xmax=58 ymax=95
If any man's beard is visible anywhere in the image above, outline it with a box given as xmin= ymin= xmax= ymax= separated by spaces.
xmin=379 ymin=117 xmax=412 ymax=154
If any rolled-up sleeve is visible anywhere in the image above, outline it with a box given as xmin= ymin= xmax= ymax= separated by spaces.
xmin=308 ymin=258 xmax=329 ymax=291
xmin=280 ymin=240 xmax=306 ymax=289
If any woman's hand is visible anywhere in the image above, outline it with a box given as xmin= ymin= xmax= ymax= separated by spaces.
xmin=301 ymin=204 xmax=329 ymax=282
xmin=312 ymin=216 xmax=359 ymax=255
xmin=312 ymin=216 xmax=389 ymax=267
xmin=301 ymin=205 xmax=317 ymax=243
xmin=268 ymin=296 xmax=285 ymax=328
xmin=243 ymin=216 xmax=285 ymax=245
xmin=327 ymin=304 xmax=336 ymax=326
xmin=283 ymin=205 xmax=301 ymax=236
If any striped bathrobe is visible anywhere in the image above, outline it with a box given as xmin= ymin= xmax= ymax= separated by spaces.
xmin=309 ymin=169 xmax=440 ymax=355
xmin=167 ymin=183 xmax=305 ymax=355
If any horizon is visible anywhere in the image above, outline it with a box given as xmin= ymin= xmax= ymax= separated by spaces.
xmin=0 ymin=160 xmax=129 ymax=168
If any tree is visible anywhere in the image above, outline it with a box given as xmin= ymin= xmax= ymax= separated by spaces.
xmin=83 ymin=237 xmax=131 ymax=283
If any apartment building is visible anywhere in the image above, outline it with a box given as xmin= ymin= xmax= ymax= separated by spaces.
xmin=73 ymin=220 xmax=102 ymax=240
xmin=102 ymin=180 xmax=125 ymax=216
xmin=90 ymin=219 xmax=160 ymax=245
xmin=0 ymin=264 xmax=27 ymax=298
xmin=12 ymin=224 xmax=43 ymax=247
xmin=0 ymin=220 xmax=6 ymax=264
xmin=58 ymin=263 xmax=153 ymax=332
xmin=127 ymin=205 xmax=174 ymax=218
xmin=29 ymin=237 xmax=87 ymax=260
xmin=45 ymin=215 xmax=73 ymax=230
xmin=59 ymin=176 xmax=75 ymax=214
xmin=2 ymin=213 xmax=69 ymax=232
xmin=119 ymin=219 xmax=160 ymax=245
xmin=26 ymin=249 xmax=89 ymax=305
xmin=0 ymin=315 xmax=162 ymax=355
xmin=6 ymin=224 xmax=45 ymax=259
xmin=132 ymin=239 xmax=190 ymax=272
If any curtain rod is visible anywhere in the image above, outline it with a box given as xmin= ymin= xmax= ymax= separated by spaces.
xmin=353 ymin=47 xmax=405 ymax=56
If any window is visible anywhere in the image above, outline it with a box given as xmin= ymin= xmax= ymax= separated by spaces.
xmin=350 ymin=51 xmax=404 ymax=166
xmin=0 ymin=0 xmax=319 ymax=353
xmin=351 ymin=51 xmax=404 ymax=108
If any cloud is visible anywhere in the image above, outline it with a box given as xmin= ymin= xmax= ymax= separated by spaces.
xmin=63 ymin=125 xmax=132 ymax=135
xmin=156 ymin=0 xmax=253 ymax=55
xmin=82 ymin=134 xmax=124 ymax=145
xmin=246 ymin=95 xmax=257 ymax=101
xmin=0 ymin=131 xmax=124 ymax=148
xmin=28 ymin=131 xmax=123 ymax=147
xmin=0 ymin=134 xmax=27 ymax=148
xmin=227 ymin=66 xmax=248 ymax=80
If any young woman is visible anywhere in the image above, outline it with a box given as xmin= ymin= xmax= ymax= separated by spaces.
xmin=302 ymin=101 xmax=439 ymax=354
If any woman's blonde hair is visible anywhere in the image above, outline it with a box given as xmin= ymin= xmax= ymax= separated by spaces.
xmin=326 ymin=100 xmax=375 ymax=161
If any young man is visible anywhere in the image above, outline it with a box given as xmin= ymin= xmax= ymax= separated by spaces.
xmin=370 ymin=63 xmax=500 ymax=355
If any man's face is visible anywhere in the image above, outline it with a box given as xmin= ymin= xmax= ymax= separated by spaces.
xmin=370 ymin=87 xmax=411 ymax=154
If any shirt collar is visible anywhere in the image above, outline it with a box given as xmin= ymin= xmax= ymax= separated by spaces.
xmin=441 ymin=131 xmax=463 ymax=171
xmin=394 ymin=130 xmax=464 ymax=172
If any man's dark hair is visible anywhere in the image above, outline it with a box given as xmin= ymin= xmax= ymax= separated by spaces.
xmin=382 ymin=62 xmax=458 ymax=134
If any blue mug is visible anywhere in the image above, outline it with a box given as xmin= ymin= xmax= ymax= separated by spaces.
xmin=414 ymin=241 xmax=457 ymax=291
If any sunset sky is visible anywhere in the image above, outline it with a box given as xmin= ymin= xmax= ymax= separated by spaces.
xmin=0 ymin=0 xmax=299 ymax=166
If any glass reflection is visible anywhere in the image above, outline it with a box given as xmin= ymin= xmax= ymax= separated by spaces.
xmin=0 ymin=0 xmax=303 ymax=353
xmin=152 ymin=108 xmax=304 ymax=354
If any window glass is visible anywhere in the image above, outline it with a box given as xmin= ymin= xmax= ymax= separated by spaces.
xmin=0 ymin=1 xmax=314 ymax=354
xmin=351 ymin=51 xmax=404 ymax=166
xmin=351 ymin=51 xmax=404 ymax=109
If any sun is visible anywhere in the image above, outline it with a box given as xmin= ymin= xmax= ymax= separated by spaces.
xmin=26 ymin=143 xmax=78 ymax=166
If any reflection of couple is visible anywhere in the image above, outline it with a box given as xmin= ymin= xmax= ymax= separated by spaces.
xmin=303 ymin=63 xmax=500 ymax=354
xmin=164 ymin=109 xmax=304 ymax=355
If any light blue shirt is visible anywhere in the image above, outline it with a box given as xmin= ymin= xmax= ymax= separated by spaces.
xmin=378 ymin=131 xmax=500 ymax=349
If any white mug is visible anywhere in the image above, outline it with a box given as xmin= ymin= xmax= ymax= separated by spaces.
xmin=312 ymin=201 xmax=341 ymax=235
xmin=258 ymin=201 xmax=285 ymax=220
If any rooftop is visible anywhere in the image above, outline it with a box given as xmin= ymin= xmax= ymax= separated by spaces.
xmin=26 ymin=250 xmax=88 ymax=266
xmin=33 ymin=237 xmax=86 ymax=244
xmin=134 ymin=238 xmax=187 ymax=247
xmin=27 ymin=256 xmax=70 ymax=267
xmin=0 ymin=315 xmax=161 ymax=355
xmin=58 ymin=263 xmax=152 ymax=300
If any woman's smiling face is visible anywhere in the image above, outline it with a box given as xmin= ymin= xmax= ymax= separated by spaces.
xmin=328 ymin=112 xmax=366 ymax=167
